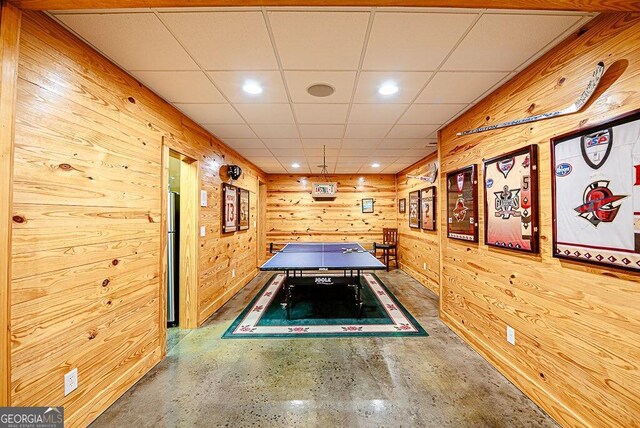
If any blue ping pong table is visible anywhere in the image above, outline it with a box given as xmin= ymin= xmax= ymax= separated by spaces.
xmin=260 ymin=243 xmax=386 ymax=319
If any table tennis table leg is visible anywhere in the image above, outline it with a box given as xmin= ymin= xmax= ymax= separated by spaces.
xmin=356 ymin=270 xmax=363 ymax=319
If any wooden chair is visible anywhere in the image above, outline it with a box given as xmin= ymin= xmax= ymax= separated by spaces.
xmin=374 ymin=228 xmax=398 ymax=271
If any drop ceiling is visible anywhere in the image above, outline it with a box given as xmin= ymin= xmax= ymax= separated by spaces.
xmin=51 ymin=7 xmax=594 ymax=174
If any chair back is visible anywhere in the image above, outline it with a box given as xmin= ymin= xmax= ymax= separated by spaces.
xmin=382 ymin=228 xmax=398 ymax=245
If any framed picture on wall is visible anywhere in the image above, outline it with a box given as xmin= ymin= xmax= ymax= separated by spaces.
xmin=222 ymin=183 xmax=237 ymax=233
xmin=399 ymin=198 xmax=406 ymax=213
xmin=552 ymin=109 xmax=640 ymax=272
xmin=362 ymin=198 xmax=374 ymax=213
xmin=237 ymin=188 xmax=250 ymax=231
xmin=446 ymin=165 xmax=478 ymax=242
xmin=409 ymin=191 xmax=420 ymax=228
xmin=483 ymin=145 xmax=539 ymax=253
xmin=420 ymin=187 xmax=436 ymax=231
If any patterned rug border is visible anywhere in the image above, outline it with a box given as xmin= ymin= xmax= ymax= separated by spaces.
xmin=222 ymin=273 xmax=429 ymax=339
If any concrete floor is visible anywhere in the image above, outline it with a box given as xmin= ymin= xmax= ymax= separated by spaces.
xmin=92 ymin=270 xmax=557 ymax=428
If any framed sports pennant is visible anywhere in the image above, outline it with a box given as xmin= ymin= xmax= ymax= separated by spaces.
xmin=483 ymin=145 xmax=539 ymax=253
xmin=446 ymin=165 xmax=478 ymax=242
xmin=552 ymin=109 xmax=640 ymax=271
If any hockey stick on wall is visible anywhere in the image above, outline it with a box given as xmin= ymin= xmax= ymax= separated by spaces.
xmin=457 ymin=61 xmax=605 ymax=136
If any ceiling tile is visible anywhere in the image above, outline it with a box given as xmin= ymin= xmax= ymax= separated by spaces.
xmin=251 ymin=123 xmax=299 ymax=139
xmin=340 ymin=139 xmax=382 ymax=149
xmin=174 ymin=103 xmax=244 ymax=124
xmin=262 ymin=139 xmax=303 ymax=149
xmin=442 ymin=14 xmax=582 ymax=71
xmin=234 ymin=104 xmax=294 ymax=124
xmin=268 ymin=11 xmax=370 ymax=70
xmin=208 ymin=71 xmax=288 ymax=103
xmin=132 ymin=71 xmax=225 ymax=103
xmin=398 ymin=103 xmax=468 ymax=124
xmin=251 ymin=156 xmax=282 ymax=166
xmin=269 ymin=148 xmax=306 ymax=157
xmin=203 ymin=123 xmax=257 ymax=139
xmin=339 ymin=148 xmax=372 ymax=157
xmin=57 ymin=13 xmax=197 ymax=71
xmin=372 ymin=148 xmax=411 ymax=157
xmin=344 ymin=124 xmax=392 ymax=139
xmin=285 ymin=71 xmax=357 ymax=104
xmin=354 ymin=72 xmax=433 ymax=103
xmin=382 ymin=138 xmax=436 ymax=149
xmin=235 ymin=148 xmax=273 ymax=158
xmin=336 ymin=156 xmax=368 ymax=165
xmin=262 ymin=165 xmax=288 ymax=173
xmin=302 ymin=139 xmax=342 ymax=148
xmin=304 ymin=147 xmax=340 ymax=157
xmin=416 ymin=71 xmax=508 ymax=104
xmin=387 ymin=124 xmax=440 ymax=139
xmin=223 ymin=139 xmax=266 ymax=149
xmin=294 ymin=104 xmax=349 ymax=124
xmin=160 ymin=11 xmax=278 ymax=70
xmin=299 ymin=124 xmax=344 ymax=139
xmin=363 ymin=12 xmax=477 ymax=71
xmin=349 ymin=104 xmax=408 ymax=124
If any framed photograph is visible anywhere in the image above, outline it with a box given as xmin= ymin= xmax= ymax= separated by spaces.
xmin=446 ymin=165 xmax=478 ymax=242
xmin=483 ymin=145 xmax=539 ymax=253
xmin=409 ymin=190 xmax=420 ymax=229
xmin=399 ymin=198 xmax=406 ymax=213
xmin=311 ymin=182 xmax=337 ymax=198
xmin=222 ymin=183 xmax=237 ymax=233
xmin=552 ymin=109 xmax=640 ymax=272
xmin=237 ymin=188 xmax=250 ymax=231
xmin=420 ymin=186 xmax=436 ymax=231
xmin=362 ymin=198 xmax=374 ymax=213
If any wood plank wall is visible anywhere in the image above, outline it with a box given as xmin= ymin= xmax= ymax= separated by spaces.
xmin=10 ymin=11 xmax=264 ymax=427
xmin=437 ymin=12 xmax=640 ymax=427
xmin=266 ymin=174 xmax=396 ymax=250
xmin=396 ymin=153 xmax=439 ymax=295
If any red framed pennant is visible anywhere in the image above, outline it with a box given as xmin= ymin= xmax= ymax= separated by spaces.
xmin=446 ymin=165 xmax=478 ymax=242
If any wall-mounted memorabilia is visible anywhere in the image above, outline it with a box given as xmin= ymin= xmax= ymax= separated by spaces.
xmin=399 ymin=198 xmax=406 ymax=213
xmin=483 ymin=145 xmax=539 ymax=253
xmin=222 ymin=183 xmax=237 ymax=233
xmin=237 ymin=188 xmax=250 ymax=231
xmin=552 ymin=110 xmax=640 ymax=271
xmin=409 ymin=191 xmax=420 ymax=229
xmin=446 ymin=165 xmax=478 ymax=242
xmin=362 ymin=198 xmax=374 ymax=213
xmin=311 ymin=182 xmax=337 ymax=198
xmin=407 ymin=160 xmax=439 ymax=183
xmin=420 ymin=187 xmax=436 ymax=231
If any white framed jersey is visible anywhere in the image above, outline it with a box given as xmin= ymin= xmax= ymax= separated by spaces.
xmin=552 ymin=110 xmax=640 ymax=271
xmin=484 ymin=145 xmax=539 ymax=253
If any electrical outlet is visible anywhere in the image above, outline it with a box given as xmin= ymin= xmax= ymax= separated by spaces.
xmin=232 ymin=269 xmax=235 ymax=278
xmin=506 ymin=325 xmax=516 ymax=345
xmin=64 ymin=368 xmax=78 ymax=396
xmin=200 ymin=226 xmax=206 ymax=237
xmin=423 ymin=262 xmax=427 ymax=270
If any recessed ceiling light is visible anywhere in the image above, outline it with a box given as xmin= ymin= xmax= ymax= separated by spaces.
xmin=242 ymin=81 xmax=263 ymax=95
xmin=291 ymin=163 xmax=300 ymax=168
xmin=371 ymin=162 xmax=381 ymax=168
xmin=378 ymin=82 xmax=398 ymax=96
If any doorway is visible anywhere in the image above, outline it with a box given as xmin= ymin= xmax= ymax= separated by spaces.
xmin=161 ymin=140 xmax=200 ymax=354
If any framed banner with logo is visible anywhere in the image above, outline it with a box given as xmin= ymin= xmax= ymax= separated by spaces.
xmin=237 ymin=188 xmax=250 ymax=231
xmin=446 ymin=165 xmax=478 ymax=242
xmin=552 ymin=110 xmax=640 ymax=271
xmin=420 ymin=186 xmax=436 ymax=231
xmin=409 ymin=190 xmax=420 ymax=229
xmin=483 ymin=145 xmax=539 ymax=253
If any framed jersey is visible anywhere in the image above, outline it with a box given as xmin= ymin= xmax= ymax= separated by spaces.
xmin=421 ymin=186 xmax=436 ymax=231
xmin=446 ymin=165 xmax=478 ymax=242
xmin=409 ymin=190 xmax=420 ymax=229
xmin=552 ymin=110 xmax=640 ymax=272
xmin=483 ymin=145 xmax=539 ymax=253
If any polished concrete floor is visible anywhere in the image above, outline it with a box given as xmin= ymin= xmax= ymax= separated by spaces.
xmin=92 ymin=270 xmax=557 ymax=427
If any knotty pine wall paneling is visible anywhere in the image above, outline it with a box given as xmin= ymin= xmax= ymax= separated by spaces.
xmin=10 ymin=11 xmax=264 ymax=427
xmin=439 ymin=12 xmax=640 ymax=427
xmin=396 ymin=153 xmax=440 ymax=296
xmin=0 ymin=0 xmax=21 ymax=407
xmin=266 ymin=174 xmax=396 ymax=248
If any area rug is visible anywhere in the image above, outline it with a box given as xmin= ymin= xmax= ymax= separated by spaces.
xmin=222 ymin=273 xmax=428 ymax=338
